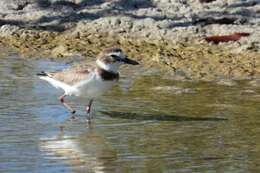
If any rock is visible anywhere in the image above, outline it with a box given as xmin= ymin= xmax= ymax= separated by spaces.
xmin=240 ymin=89 xmax=256 ymax=95
xmin=152 ymin=86 xmax=195 ymax=94
xmin=0 ymin=0 xmax=258 ymax=53
xmin=248 ymin=79 xmax=260 ymax=87
xmin=0 ymin=0 xmax=34 ymax=11
xmin=199 ymin=0 xmax=216 ymax=3
xmin=216 ymin=79 xmax=237 ymax=86
xmin=51 ymin=45 xmax=72 ymax=57
xmin=205 ymin=33 xmax=250 ymax=44
xmin=0 ymin=25 xmax=20 ymax=36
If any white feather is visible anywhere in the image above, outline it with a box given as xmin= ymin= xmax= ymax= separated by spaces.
xmin=73 ymin=72 xmax=115 ymax=98
xmin=96 ymin=59 xmax=122 ymax=73
xmin=74 ymin=72 xmax=95 ymax=88
xmin=39 ymin=76 xmax=78 ymax=95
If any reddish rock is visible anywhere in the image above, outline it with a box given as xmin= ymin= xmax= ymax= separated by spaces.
xmin=199 ymin=0 xmax=216 ymax=3
xmin=205 ymin=32 xmax=250 ymax=44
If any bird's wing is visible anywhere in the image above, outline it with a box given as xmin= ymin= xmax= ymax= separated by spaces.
xmin=38 ymin=63 xmax=95 ymax=94
xmin=47 ymin=63 xmax=95 ymax=86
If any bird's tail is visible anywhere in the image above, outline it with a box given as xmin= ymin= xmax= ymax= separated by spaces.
xmin=37 ymin=71 xmax=77 ymax=95
xmin=36 ymin=71 xmax=48 ymax=76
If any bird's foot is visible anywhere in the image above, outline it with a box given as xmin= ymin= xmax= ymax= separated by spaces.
xmin=59 ymin=125 xmax=65 ymax=132
xmin=86 ymin=114 xmax=91 ymax=124
xmin=69 ymin=110 xmax=76 ymax=120
xmin=70 ymin=115 xmax=76 ymax=120
xmin=85 ymin=105 xmax=92 ymax=123
xmin=66 ymin=112 xmax=76 ymax=120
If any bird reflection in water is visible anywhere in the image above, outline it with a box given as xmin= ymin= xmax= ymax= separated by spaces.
xmin=39 ymin=130 xmax=117 ymax=173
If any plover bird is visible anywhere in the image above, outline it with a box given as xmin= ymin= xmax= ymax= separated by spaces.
xmin=37 ymin=48 xmax=139 ymax=122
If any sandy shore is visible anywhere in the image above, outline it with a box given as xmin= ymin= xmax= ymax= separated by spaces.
xmin=0 ymin=0 xmax=259 ymax=81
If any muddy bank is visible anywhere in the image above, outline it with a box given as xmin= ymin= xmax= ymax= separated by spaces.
xmin=0 ymin=27 xmax=259 ymax=81
xmin=0 ymin=0 xmax=259 ymax=81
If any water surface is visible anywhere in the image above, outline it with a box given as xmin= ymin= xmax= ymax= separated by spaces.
xmin=0 ymin=49 xmax=260 ymax=173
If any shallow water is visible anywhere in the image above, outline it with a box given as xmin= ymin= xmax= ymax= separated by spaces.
xmin=0 ymin=49 xmax=260 ymax=173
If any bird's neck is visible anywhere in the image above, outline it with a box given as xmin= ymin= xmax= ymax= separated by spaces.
xmin=96 ymin=59 xmax=119 ymax=73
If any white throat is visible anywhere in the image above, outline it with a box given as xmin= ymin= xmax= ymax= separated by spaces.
xmin=96 ymin=59 xmax=119 ymax=73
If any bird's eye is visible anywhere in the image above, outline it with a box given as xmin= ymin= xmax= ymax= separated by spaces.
xmin=111 ymin=55 xmax=122 ymax=62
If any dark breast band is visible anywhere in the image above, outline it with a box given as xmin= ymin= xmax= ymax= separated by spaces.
xmin=97 ymin=68 xmax=119 ymax=81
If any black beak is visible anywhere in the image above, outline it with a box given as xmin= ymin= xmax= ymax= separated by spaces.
xmin=123 ymin=57 xmax=139 ymax=65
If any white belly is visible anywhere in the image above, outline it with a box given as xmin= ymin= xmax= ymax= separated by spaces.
xmin=75 ymin=77 xmax=116 ymax=98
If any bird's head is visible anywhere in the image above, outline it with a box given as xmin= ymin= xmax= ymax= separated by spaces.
xmin=96 ymin=48 xmax=139 ymax=72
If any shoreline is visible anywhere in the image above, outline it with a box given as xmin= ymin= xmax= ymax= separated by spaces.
xmin=0 ymin=26 xmax=259 ymax=81
xmin=0 ymin=0 xmax=259 ymax=81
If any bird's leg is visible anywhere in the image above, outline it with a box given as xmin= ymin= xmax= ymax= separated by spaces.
xmin=59 ymin=94 xmax=76 ymax=116
xmin=86 ymin=99 xmax=94 ymax=122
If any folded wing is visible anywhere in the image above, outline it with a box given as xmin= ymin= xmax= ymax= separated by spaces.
xmin=37 ymin=63 xmax=95 ymax=95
